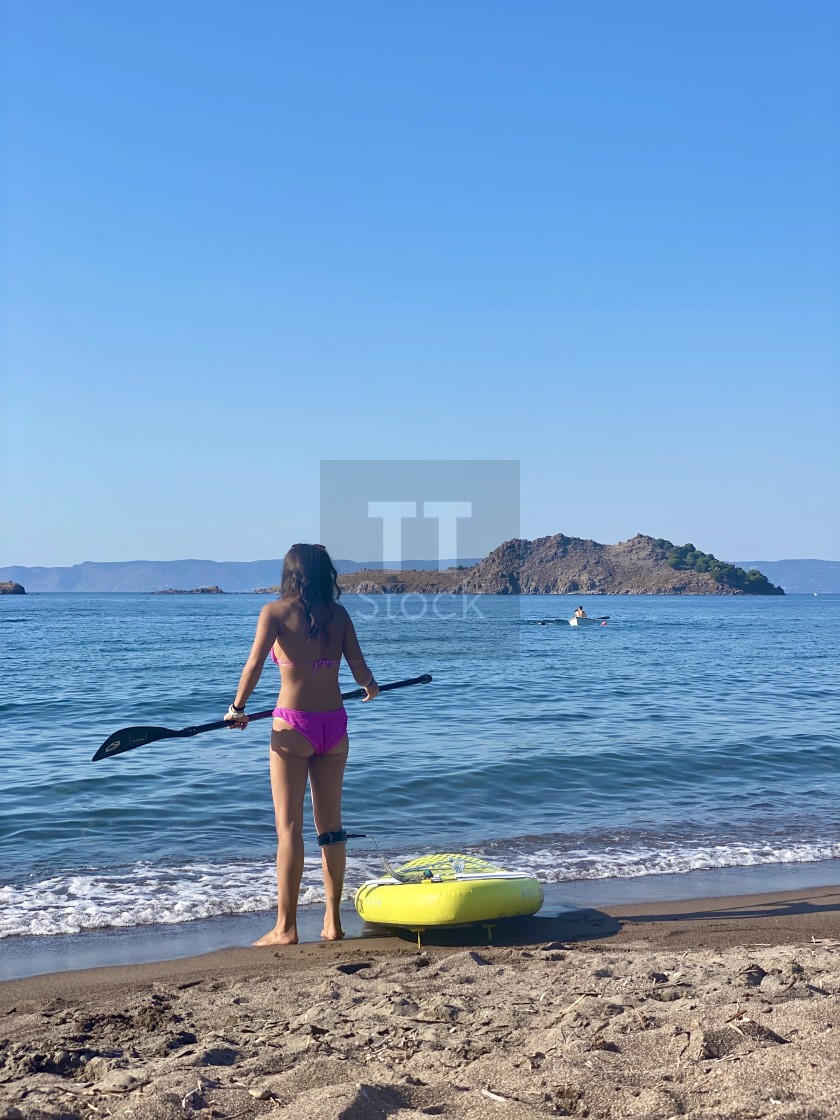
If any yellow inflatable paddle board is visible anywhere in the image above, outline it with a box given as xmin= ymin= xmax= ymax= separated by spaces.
xmin=354 ymin=853 xmax=543 ymax=943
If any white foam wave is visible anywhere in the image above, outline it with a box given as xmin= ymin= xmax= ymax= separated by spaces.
xmin=1 ymin=860 xmax=294 ymax=939
xmin=4 ymin=840 xmax=840 ymax=938
xmin=508 ymin=839 xmax=840 ymax=882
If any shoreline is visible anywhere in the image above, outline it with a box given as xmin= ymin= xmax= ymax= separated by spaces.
xmin=5 ymin=859 xmax=840 ymax=983
xmin=4 ymin=881 xmax=840 ymax=995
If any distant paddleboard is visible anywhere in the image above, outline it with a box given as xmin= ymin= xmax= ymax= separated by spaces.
xmin=527 ymin=616 xmax=609 ymax=626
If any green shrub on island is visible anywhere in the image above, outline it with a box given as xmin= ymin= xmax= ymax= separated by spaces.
xmin=654 ymin=540 xmax=781 ymax=595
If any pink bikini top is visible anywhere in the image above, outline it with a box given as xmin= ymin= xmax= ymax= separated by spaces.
xmin=271 ymin=646 xmax=339 ymax=672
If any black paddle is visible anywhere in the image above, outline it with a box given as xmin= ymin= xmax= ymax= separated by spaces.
xmin=92 ymin=673 xmax=433 ymax=762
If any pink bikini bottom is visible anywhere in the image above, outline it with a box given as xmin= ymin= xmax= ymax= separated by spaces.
xmin=272 ymin=707 xmax=348 ymax=755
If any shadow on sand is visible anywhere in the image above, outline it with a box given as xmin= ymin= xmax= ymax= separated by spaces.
xmin=614 ymin=890 xmax=840 ymax=928
xmin=365 ymin=906 xmax=621 ymax=949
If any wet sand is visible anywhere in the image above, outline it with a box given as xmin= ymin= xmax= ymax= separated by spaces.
xmin=2 ymin=885 xmax=840 ymax=1119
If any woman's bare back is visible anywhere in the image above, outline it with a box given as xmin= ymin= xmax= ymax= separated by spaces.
xmin=267 ymin=600 xmax=368 ymax=712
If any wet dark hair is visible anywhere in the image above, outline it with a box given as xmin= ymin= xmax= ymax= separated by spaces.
xmin=279 ymin=544 xmax=341 ymax=640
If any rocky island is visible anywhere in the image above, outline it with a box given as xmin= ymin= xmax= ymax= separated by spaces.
xmin=335 ymin=534 xmax=784 ymax=596
xmin=153 ymin=585 xmax=225 ymax=595
xmin=0 ymin=581 xmax=25 ymax=594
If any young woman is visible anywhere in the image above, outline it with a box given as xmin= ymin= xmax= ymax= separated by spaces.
xmin=225 ymin=543 xmax=379 ymax=945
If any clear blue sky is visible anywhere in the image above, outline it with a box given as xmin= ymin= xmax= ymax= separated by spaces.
xmin=2 ymin=0 xmax=838 ymax=567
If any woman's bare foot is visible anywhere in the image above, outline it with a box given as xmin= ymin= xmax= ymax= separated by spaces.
xmin=253 ymin=925 xmax=299 ymax=946
xmin=321 ymin=917 xmax=344 ymax=941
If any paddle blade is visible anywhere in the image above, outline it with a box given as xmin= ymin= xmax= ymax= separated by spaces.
xmin=92 ymin=725 xmax=179 ymax=761
xmin=92 ymin=710 xmax=277 ymax=762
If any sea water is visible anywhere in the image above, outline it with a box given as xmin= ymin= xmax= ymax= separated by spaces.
xmin=1 ymin=592 xmax=838 ymax=961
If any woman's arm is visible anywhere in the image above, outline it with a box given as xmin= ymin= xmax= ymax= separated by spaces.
xmin=341 ymin=611 xmax=379 ymax=701
xmin=225 ymin=604 xmax=278 ymax=726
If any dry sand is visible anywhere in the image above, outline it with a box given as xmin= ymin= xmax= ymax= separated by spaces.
xmin=2 ymin=886 xmax=840 ymax=1120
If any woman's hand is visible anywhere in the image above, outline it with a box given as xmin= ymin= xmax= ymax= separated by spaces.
xmin=362 ymin=680 xmax=380 ymax=703
xmin=224 ymin=704 xmax=249 ymax=729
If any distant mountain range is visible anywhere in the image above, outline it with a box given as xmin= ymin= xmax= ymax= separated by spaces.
xmin=2 ymin=551 xmax=837 ymax=594
xmin=0 ymin=558 xmax=483 ymax=593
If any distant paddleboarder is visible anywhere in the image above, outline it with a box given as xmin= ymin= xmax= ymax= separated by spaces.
xmin=224 ymin=544 xmax=379 ymax=946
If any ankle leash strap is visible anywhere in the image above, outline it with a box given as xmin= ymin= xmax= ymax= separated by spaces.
xmin=317 ymin=830 xmax=367 ymax=847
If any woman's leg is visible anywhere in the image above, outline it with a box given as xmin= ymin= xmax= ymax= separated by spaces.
xmin=254 ymin=726 xmax=312 ymax=946
xmin=309 ymin=736 xmax=349 ymax=941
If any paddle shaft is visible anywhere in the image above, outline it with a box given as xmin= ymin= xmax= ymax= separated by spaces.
xmin=184 ymin=674 xmax=432 ymax=734
xmin=92 ymin=673 xmax=432 ymax=761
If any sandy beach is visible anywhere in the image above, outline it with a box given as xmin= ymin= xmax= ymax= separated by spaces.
xmin=2 ymin=885 xmax=840 ymax=1120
